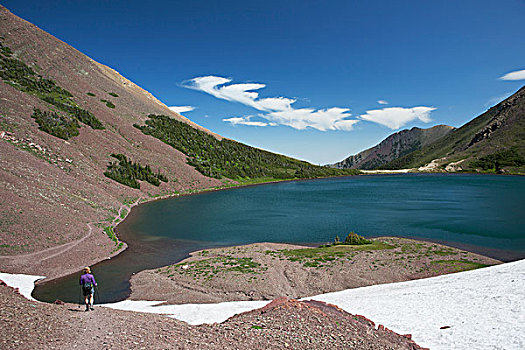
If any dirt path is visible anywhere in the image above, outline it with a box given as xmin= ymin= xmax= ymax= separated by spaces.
xmin=0 ymin=200 xmax=140 ymax=279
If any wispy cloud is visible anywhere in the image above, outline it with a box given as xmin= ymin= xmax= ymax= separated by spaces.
xmin=377 ymin=100 xmax=388 ymax=105
xmin=264 ymin=107 xmax=357 ymax=131
xmin=358 ymin=107 xmax=435 ymax=130
xmin=183 ymin=76 xmax=357 ymax=131
xmin=183 ymin=76 xmax=295 ymax=112
xmin=499 ymin=69 xmax=525 ymax=81
xmin=169 ymin=106 xmax=195 ymax=114
xmin=223 ymin=116 xmax=269 ymax=127
xmin=184 ymin=75 xmax=434 ymax=131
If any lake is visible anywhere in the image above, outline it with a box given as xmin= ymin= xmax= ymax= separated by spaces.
xmin=33 ymin=174 xmax=525 ymax=303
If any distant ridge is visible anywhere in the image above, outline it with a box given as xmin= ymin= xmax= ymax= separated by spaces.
xmin=332 ymin=125 xmax=454 ymax=170
xmin=381 ymin=85 xmax=525 ymax=173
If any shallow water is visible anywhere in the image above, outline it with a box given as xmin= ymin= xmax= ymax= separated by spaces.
xmin=33 ymin=174 xmax=525 ymax=303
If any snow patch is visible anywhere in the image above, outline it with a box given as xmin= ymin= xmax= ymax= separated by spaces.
xmin=0 ymin=272 xmax=45 ymax=301
xmin=306 ymin=259 xmax=525 ymax=350
xmin=102 ymin=299 xmax=268 ymax=325
xmin=1 ymin=259 xmax=524 ymax=349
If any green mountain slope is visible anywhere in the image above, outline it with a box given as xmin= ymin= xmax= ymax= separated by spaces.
xmin=381 ymin=86 xmax=525 ymax=173
xmin=332 ymin=125 xmax=454 ymax=170
xmin=135 ymin=114 xmax=357 ymax=180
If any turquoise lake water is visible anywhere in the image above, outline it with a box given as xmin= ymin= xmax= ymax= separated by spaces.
xmin=33 ymin=174 xmax=525 ymax=303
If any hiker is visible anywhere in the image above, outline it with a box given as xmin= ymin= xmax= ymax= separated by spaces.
xmin=79 ymin=267 xmax=97 ymax=311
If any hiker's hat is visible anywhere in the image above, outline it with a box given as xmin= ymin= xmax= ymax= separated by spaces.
xmin=83 ymin=267 xmax=91 ymax=273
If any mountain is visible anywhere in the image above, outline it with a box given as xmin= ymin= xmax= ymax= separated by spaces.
xmin=381 ymin=86 xmax=525 ymax=173
xmin=332 ymin=125 xmax=454 ymax=170
xmin=0 ymin=6 xmax=355 ymax=278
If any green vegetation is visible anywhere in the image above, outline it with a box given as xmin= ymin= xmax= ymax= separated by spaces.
xmin=162 ymin=256 xmax=265 ymax=280
xmin=0 ymin=45 xmax=13 ymax=57
xmin=119 ymin=208 xmax=128 ymax=219
xmin=0 ymin=118 xmax=18 ymax=132
xmin=104 ymin=225 xmax=124 ymax=253
xmin=31 ymin=108 xmax=79 ymax=140
xmin=86 ymin=92 xmax=96 ymax=97
xmin=267 ymin=240 xmax=394 ymax=268
xmin=100 ymin=99 xmax=115 ymax=109
xmin=108 ymin=92 xmax=119 ymax=97
xmin=324 ymin=232 xmax=372 ymax=246
xmin=104 ymin=153 xmax=168 ymax=189
xmin=470 ymin=147 xmax=525 ymax=172
xmin=134 ymin=114 xmax=360 ymax=180
xmin=0 ymin=41 xmax=104 ymax=139
xmin=103 ymin=226 xmax=118 ymax=244
xmin=431 ymin=259 xmax=489 ymax=271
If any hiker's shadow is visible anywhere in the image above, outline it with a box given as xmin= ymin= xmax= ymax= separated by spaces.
xmin=68 ymin=308 xmax=85 ymax=312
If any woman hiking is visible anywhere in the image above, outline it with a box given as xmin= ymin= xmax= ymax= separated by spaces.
xmin=79 ymin=267 xmax=97 ymax=311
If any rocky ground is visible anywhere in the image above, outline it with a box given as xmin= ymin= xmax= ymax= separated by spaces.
xmin=0 ymin=4 xmax=224 ymax=280
xmin=130 ymin=237 xmax=500 ymax=304
xmin=0 ymin=282 xmax=426 ymax=350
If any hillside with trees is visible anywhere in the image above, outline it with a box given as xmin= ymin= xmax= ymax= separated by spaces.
xmin=135 ymin=114 xmax=358 ymax=180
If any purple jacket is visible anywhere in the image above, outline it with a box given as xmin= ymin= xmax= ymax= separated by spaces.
xmin=79 ymin=273 xmax=97 ymax=286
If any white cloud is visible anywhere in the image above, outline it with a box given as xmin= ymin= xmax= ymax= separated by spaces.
xmin=358 ymin=106 xmax=435 ymax=130
xmin=183 ymin=76 xmax=295 ymax=112
xmin=264 ymin=107 xmax=356 ymax=131
xmin=499 ymin=69 xmax=525 ymax=81
xmin=223 ymin=116 xmax=268 ymax=127
xmin=377 ymin=100 xmax=388 ymax=105
xmin=184 ymin=76 xmax=358 ymax=131
xmin=169 ymin=106 xmax=195 ymax=114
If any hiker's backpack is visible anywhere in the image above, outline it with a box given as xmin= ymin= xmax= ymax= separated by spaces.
xmin=83 ymin=281 xmax=93 ymax=293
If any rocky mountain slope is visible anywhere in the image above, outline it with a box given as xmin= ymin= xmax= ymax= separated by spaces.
xmin=0 ymin=5 xmax=353 ymax=279
xmin=382 ymin=86 xmax=525 ymax=173
xmin=332 ymin=125 xmax=454 ymax=169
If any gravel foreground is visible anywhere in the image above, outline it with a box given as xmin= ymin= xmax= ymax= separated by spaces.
xmin=0 ymin=283 xmax=425 ymax=350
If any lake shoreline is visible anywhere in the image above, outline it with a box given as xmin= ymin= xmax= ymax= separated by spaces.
xmin=31 ymin=173 xmax=524 ymax=303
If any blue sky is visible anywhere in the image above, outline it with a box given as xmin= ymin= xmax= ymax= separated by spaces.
xmin=4 ymin=0 xmax=525 ymax=164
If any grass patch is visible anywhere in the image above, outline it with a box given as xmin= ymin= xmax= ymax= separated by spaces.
xmin=431 ymin=259 xmax=489 ymax=272
xmin=269 ymin=241 xmax=394 ymax=267
xmin=86 ymin=92 xmax=96 ymax=97
xmin=165 ymin=256 xmax=265 ymax=280
xmin=108 ymin=92 xmax=119 ymax=97
xmin=119 ymin=208 xmax=128 ymax=219
xmin=103 ymin=226 xmax=118 ymax=244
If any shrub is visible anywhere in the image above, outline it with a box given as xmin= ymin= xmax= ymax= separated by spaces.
xmin=108 ymin=92 xmax=119 ymax=97
xmin=343 ymin=232 xmax=372 ymax=245
xmin=321 ymin=232 xmax=372 ymax=247
xmin=100 ymin=99 xmax=115 ymax=109
xmin=86 ymin=92 xmax=96 ymax=96
xmin=0 ymin=41 xmax=104 ymax=136
xmin=31 ymin=108 xmax=79 ymax=140
xmin=104 ymin=153 xmax=168 ymax=189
